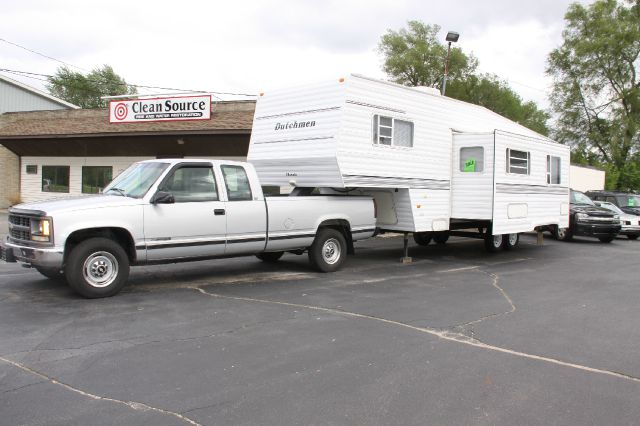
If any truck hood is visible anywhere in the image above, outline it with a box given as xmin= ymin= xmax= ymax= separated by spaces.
xmin=11 ymin=195 xmax=144 ymax=216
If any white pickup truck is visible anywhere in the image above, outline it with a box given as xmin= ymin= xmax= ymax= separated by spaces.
xmin=0 ymin=159 xmax=376 ymax=298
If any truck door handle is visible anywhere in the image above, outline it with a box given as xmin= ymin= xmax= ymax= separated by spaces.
xmin=214 ymin=209 xmax=225 ymax=216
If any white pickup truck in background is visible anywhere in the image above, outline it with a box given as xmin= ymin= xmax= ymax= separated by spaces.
xmin=0 ymin=159 xmax=376 ymax=298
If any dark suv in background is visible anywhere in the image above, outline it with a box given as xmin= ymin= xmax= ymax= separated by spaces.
xmin=553 ymin=190 xmax=621 ymax=243
xmin=585 ymin=190 xmax=640 ymax=216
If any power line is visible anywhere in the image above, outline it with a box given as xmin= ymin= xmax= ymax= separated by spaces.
xmin=0 ymin=37 xmax=88 ymax=72
xmin=0 ymin=67 xmax=257 ymax=97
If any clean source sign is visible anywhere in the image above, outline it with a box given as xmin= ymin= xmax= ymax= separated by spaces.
xmin=109 ymin=95 xmax=211 ymax=123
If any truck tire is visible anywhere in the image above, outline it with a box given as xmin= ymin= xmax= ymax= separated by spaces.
xmin=598 ymin=235 xmax=615 ymax=243
xmin=413 ymin=233 xmax=432 ymax=246
xmin=628 ymin=234 xmax=639 ymax=241
xmin=65 ymin=237 xmax=130 ymax=298
xmin=36 ymin=267 xmax=65 ymax=282
xmin=503 ymin=233 xmax=519 ymax=250
xmin=433 ymin=232 xmax=449 ymax=244
xmin=256 ymin=252 xmax=284 ymax=262
xmin=484 ymin=233 xmax=504 ymax=252
xmin=554 ymin=226 xmax=573 ymax=241
xmin=308 ymin=228 xmax=347 ymax=273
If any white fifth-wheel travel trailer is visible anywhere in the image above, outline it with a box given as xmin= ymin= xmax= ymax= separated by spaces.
xmin=247 ymin=74 xmax=570 ymax=252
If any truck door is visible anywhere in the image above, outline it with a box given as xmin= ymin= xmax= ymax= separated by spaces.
xmin=220 ymin=164 xmax=267 ymax=255
xmin=143 ymin=163 xmax=226 ymax=261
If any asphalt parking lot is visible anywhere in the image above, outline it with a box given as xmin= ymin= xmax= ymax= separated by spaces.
xmin=1 ymin=227 xmax=639 ymax=425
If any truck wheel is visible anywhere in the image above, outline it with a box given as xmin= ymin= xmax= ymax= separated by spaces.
xmin=309 ymin=228 xmax=347 ymax=273
xmin=256 ymin=251 xmax=284 ymax=262
xmin=628 ymin=235 xmax=639 ymax=241
xmin=65 ymin=238 xmax=130 ymax=298
xmin=413 ymin=233 xmax=432 ymax=246
xmin=484 ymin=233 xmax=504 ymax=252
xmin=598 ymin=235 xmax=615 ymax=243
xmin=433 ymin=232 xmax=449 ymax=244
xmin=554 ymin=226 xmax=573 ymax=241
xmin=503 ymin=233 xmax=519 ymax=250
xmin=36 ymin=267 xmax=65 ymax=282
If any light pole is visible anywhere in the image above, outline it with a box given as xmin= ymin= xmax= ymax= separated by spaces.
xmin=441 ymin=31 xmax=459 ymax=95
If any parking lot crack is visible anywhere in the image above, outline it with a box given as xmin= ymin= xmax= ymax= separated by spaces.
xmin=189 ymin=286 xmax=640 ymax=385
xmin=0 ymin=356 xmax=202 ymax=425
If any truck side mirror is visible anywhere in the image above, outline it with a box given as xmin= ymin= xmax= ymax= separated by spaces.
xmin=151 ymin=191 xmax=175 ymax=204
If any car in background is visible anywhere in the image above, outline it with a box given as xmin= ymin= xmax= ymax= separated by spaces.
xmin=594 ymin=201 xmax=640 ymax=240
xmin=585 ymin=190 xmax=640 ymax=216
xmin=553 ymin=190 xmax=621 ymax=243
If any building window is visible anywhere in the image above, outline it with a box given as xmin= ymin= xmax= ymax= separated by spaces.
xmin=221 ymin=165 xmax=252 ymax=201
xmin=506 ymin=149 xmax=530 ymax=175
xmin=82 ymin=166 xmax=113 ymax=194
xmin=372 ymin=115 xmax=414 ymax=147
xmin=460 ymin=147 xmax=484 ymax=172
xmin=42 ymin=166 xmax=70 ymax=193
xmin=26 ymin=165 xmax=38 ymax=174
xmin=546 ymin=155 xmax=561 ymax=184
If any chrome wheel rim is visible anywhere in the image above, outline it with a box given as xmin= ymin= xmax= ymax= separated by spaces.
xmin=322 ymin=238 xmax=341 ymax=265
xmin=492 ymin=235 xmax=503 ymax=248
xmin=508 ymin=233 xmax=518 ymax=245
xmin=83 ymin=251 xmax=118 ymax=288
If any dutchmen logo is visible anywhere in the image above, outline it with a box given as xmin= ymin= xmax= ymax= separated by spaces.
xmin=274 ymin=120 xmax=316 ymax=130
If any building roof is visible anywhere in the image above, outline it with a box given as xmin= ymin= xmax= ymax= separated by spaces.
xmin=0 ymin=74 xmax=79 ymax=110
xmin=0 ymin=100 xmax=256 ymax=139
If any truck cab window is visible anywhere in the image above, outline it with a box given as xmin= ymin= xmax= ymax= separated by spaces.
xmin=161 ymin=166 xmax=218 ymax=202
xmin=222 ymin=165 xmax=253 ymax=201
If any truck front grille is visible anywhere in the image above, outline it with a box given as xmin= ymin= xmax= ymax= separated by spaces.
xmin=8 ymin=214 xmax=31 ymax=242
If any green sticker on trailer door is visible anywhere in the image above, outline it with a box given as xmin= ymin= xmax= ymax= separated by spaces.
xmin=464 ymin=159 xmax=476 ymax=172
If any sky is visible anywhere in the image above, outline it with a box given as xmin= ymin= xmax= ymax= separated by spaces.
xmin=1 ymin=0 xmax=593 ymax=109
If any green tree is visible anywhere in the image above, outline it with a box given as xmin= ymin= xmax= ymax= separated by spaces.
xmin=378 ymin=21 xmax=549 ymax=135
xmin=47 ymin=65 xmax=137 ymax=109
xmin=547 ymin=0 xmax=640 ymax=190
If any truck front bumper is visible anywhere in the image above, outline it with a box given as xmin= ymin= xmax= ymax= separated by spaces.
xmin=1 ymin=239 xmax=63 ymax=269
xmin=574 ymin=222 xmax=621 ymax=238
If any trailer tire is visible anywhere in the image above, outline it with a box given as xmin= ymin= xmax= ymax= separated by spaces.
xmin=503 ymin=233 xmax=519 ymax=250
xmin=36 ymin=267 xmax=65 ymax=282
xmin=65 ymin=237 xmax=130 ymax=298
xmin=628 ymin=234 xmax=639 ymax=240
xmin=413 ymin=233 xmax=432 ymax=246
xmin=433 ymin=232 xmax=449 ymax=244
xmin=308 ymin=228 xmax=347 ymax=273
xmin=484 ymin=233 xmax=504 ymax=252
xmin=256 ymin=252 xmax=284 ymax=262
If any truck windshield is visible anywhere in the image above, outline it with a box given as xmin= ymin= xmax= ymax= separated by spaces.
xmin=104 ymin=162 xmax=170 ymax=198
xmin=571 ymin=190 xmax=595 ymax=205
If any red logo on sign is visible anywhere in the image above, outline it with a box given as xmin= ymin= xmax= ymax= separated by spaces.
xmin=114 ymin=103 xmax=128 ymax=121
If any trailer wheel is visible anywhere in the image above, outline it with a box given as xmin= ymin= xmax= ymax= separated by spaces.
xmin=256 ymin=251 xmax=284 ymax=262
xmin=65 ymin=237 xmax=130 ymax=298
xmin=36 ymin=267 xmax=65 ymax=282
xmin=309 ymin=228 xmax=347 ymax=273
xmin=554 ymin=226 xmax=573 ymax=241
xmin=413 ymin=233 xmax=432 ymax=246
xmin=433 ymin=232 xmax=449 ymax=244
xmin=484 ymin=233 xmax=504 ymax=252
xmin=628 ymin=234 xmax=639 ymax=241
xmin=503 ymin=233 xmax=519 ymax=250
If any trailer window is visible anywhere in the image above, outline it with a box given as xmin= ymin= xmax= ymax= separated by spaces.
xmin=373 ymin=115 xmax=413 ymax=147
xmin=459 ymin=147 xmax=484 ymax=172
xmin=506 ymin=149 xmax=530 ymax=175
xmin=546 ymin=155 xmax=561 ymax=184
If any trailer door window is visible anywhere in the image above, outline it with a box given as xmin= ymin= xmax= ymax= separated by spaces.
xmin=460 ymin=147 xmax=484 ymax=172
xmin=373 ymin=115 xmax=413 ymax=147
xmin=546 ymin=155 xmax=561 ymax=184
xmin=506 ymin=149 xmax=530 ymax=175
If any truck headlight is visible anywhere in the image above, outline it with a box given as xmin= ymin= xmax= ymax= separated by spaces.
xmin=576 ymin=212 xmax=589 ymax=221
xmin=30 ymin=218 xmax=52 ymax=242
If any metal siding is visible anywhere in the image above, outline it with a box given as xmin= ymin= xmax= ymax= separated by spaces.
xmin=0 ymin=80 xmax=69 ymax=114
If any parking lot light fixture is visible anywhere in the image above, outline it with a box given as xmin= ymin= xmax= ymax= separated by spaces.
xmin=442 ymin=31 xmax=460 ymax=95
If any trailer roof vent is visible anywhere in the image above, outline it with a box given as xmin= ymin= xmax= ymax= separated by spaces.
xmin=413 ymin=86 xmax=441 ymax=96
